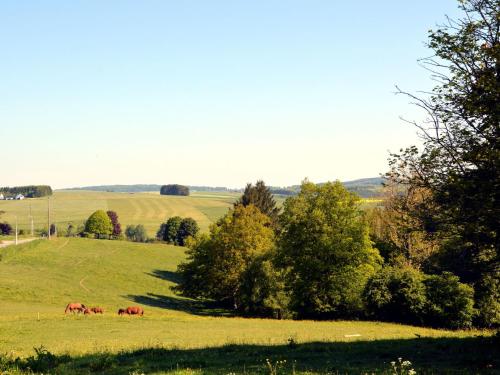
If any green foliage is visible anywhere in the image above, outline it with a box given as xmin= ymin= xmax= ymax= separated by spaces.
xmin=364 ymin=266 xmax=427 ymax=325
xmin=475 ymin=274 xmax=500 ymax=327
xmin=125 ymin=224 xmax=148 ymax=242
xmin=277 ymin=181 xmax=382 ymax=319
xmin=176 ymin=205 xmax=276 ymax=309
xmin=84 ymin=210 xmax=113 ymax=238
xmin=235 ymin=180 xmax=280 ymax=225
xmin=160 ymin=184 xmax=190 ymax=196
xmin=238 ymin=254 xmax=290 ymax=318
xmin=177 ymin=217 xmax=199 ymax=246
xmin=157 ymin=216 xmax=184 ymax=245
xmin=424 ymin=272 xmax=476 ymax=329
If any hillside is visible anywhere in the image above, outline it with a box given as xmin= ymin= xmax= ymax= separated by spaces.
xmin=0 ymin=238 xmax=496 ymax=374
xmin=0 ymin=190 xmax=237 ymax=235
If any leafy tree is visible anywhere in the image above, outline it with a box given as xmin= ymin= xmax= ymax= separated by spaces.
xmin=84 ymin=210 xmax=113 ymax=239
xmin=125 ymin=224 xmax=148 ymax=242
xmin=176 ymin=205 xmax=276 ymax=310
xmin=389 ymin=0 xmax=499 ymax=310
xmin=235 ymin=180 xmax=280 ymax=225
xmin=157 ymin=216 xmax=183 ymax=244
xmin=106 ymin=210 xmax=122 ymax=238
xmin=160 ymin=184 xmax=190 ymax=196
xmin=277 ymin=181 xmax=382 ymax=319
xmin=177 ymin=218 xmax=199 ymax=246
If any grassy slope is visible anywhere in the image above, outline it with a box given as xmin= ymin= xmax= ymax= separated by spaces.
xmin=0 ymin=238 xmax=497 ymax=374
xmin=0 ymin=191 xmax=237 ymax=235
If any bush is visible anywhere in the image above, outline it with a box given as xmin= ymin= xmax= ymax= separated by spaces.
xmin=106 ymin=210 xmax=122 ymax=238
xmin=424 ymin=272 xmax=476 ymax=329
xmin=125 ymin=224 xmax=148 ymax=242
xmin=364 ymin=266 xmax=427 ymax=325
xmin=0 ymin=222 xmax=13 ymax=235
xmin=84 ymin=210 xmax=113 ymax=239
xmin=475 ymin=274 xmax=500 ymax=327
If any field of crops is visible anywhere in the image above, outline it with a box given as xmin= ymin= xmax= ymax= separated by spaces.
xmin=0 ymin=238 xmax=496 ymax=374
xmin=0 ymin=191 xmax=239 ymax=236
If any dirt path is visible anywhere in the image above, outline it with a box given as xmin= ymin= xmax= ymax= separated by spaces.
xmin=0 ymin=238 xmax=39 ymax=248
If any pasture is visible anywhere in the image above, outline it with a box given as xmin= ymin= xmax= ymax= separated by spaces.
xmin=0 ymin=238 xmax=496 ymax=374
xmin=0 ymin=190 xmax=238 ymax=236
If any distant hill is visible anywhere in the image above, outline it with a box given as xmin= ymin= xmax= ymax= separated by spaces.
xmin=63 ymin=184 xmax=241 ymax=193
xmin=63 ymin=177 xmax=384 ymax=198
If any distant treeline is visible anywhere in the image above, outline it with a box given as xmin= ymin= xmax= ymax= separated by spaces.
xmin=0 ymin=185 xmax=53 ymax=198
xmin=62 ymin=177 xmax=384 ymax=198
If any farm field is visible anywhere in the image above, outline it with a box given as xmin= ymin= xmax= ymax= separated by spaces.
xmin=0 ymin=191 xmax=239 ymax=236
xmin=0 ymin=238 xmax=496 ymax=374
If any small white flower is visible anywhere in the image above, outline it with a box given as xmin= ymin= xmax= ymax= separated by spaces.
xmin=409 ymin=369 xmax=416 ymax=375
xmin=403 ymin=360 xmax=412 ymax=366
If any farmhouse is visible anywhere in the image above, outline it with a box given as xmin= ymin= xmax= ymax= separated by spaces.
xmin=0 ymin=193 xmax=4 ymax=200
xmin=15 ymin=194 xmax=25 ymax=200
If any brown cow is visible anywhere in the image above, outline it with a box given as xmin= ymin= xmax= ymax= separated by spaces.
xmin=65 ymin=303 xmax=87 ymax=314
xmin=90 ymin=307 xmax=104 ymax=314
xmin=118 ymin=306 xmax=144 ymax=316
xmin=83 ymin=308 xmax=92 ymax=315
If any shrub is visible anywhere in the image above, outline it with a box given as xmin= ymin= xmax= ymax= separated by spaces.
xmin=0 ymin=222 xmax=13 ymax=235
xmin=364 ymin=266 xmax=427 ymax=325
xmin=106 ymin=210 xmax=122 ymax=238
xmin=475 ymin=274 xmax=500 ymax=327
xmin=125 ymin=225 xmax=148 ymax=243
xmin=84 ymin=210 xmax=113 ymax=239
xmin=424 ymin=272 xmax=476 ymax=329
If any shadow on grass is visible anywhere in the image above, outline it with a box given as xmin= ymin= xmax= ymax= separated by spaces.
xmin=4 ymin=336 xmax=498 ymax=374
xmin=125 ymin=293 xmax=233 ymax=317
xmin=146 ymin=269 xmax=182 ymax=284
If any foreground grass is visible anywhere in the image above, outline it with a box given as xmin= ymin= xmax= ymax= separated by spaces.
xmin=0 ymin=238 xmax=497 ymax=374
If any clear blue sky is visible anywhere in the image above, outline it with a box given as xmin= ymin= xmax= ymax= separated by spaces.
xmin=0 ymin=1 xmax=461 ymax=189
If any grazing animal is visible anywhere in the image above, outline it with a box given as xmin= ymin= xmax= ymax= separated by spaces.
xmin=118 ymin=306 xmax=144 ymax=316
xmin=65 ymin=303 xmax=87 ymax=314
xmin=83 ymin=308 xmax=92 ymax=315
xmin=90 ymin=307 xmax=104 ymax=314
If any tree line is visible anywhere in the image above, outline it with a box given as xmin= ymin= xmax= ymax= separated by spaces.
xmin=0 ymin=185 xmax=52 ymax=198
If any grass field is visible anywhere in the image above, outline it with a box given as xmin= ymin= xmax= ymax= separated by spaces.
xmin=0 ymin=238 xmax=497 ymax=374
xmin=0 ymin=191 xmax=239 ymax=236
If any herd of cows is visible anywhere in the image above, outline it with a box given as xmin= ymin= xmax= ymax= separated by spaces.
xmin=64 ymin=303 xmax=144 ymax=316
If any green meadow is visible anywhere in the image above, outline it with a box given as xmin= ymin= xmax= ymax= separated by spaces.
xmin=0 ymin=191 xmax=239 ymax=235
xmin=0 ymin=238 xmax=496 ymax=374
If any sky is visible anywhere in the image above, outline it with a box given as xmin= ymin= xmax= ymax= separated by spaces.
xmin=0 ymin=1 xmax=462 ymax=189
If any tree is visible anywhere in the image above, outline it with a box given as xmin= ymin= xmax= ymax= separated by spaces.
xmin=235 ymin=180 xmax=280 ymax=225
xmin=277 ymin=181 xmax=382 ymax=319
xmin=177 ymin=218 xmax=199 ymax=246
xmin=125 ymin=224 xmax=148 ymax=242
xmin=84 ymin=210 xmax=113 ymax=239
xmin=389 ymin=0 xmax=499 ymax=325
xmin=157 ymin=216 xmax=183 ymax=244
xmin=106 ymin=210 xmax=122 ymax=238
xmin=160 ymin=184 xmax=190 ymax=196
xmin=176 ymin=204 xmax=276 ymax=309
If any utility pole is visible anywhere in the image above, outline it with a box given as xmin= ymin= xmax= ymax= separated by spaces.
xmin=47 ymin=197 xmax=51 ymax=240
xmin=15 ymin=216 xmax=18 ymax=245
xmin=29 ymin=204 xmax=34 ymax=236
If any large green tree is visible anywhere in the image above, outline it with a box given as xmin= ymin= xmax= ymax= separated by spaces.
xmin=389 ymin=0 xmax=499 ymax=325
xmin=277 ymin=181 xmax=382 ymax=319
xmin=85 ymin=210 xmax=113 ymax=239
xmin=176 ymin=204 xmax=276 ymax=310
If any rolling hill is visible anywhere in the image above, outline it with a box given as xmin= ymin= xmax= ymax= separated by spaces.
xmin=0 ymin=238 xmax=495 ymax=374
